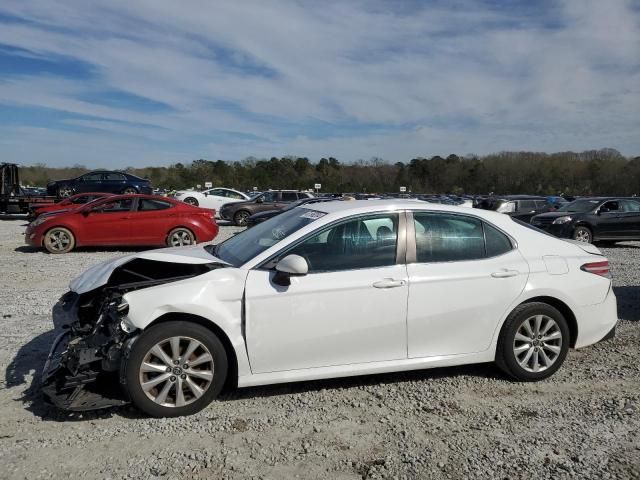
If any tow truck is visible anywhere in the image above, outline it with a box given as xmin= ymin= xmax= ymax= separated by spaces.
xmin=0 ymin=163 xmax=57 ymax=214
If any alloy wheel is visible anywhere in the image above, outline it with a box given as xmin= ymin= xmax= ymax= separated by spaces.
xmin=45 ymin=229 xmax=72 ymax=252
xmin=122 ymin=187 xmax=137 ymax=194
xmin=58 ymin=187 xmax=73 ymax=198
xmin=169 ymin=229 xmax=194 ymax=246
xmin=235 ymin=211 xmax=249 ymax=226
xmin=513 ymin=315 xmax=562 ymax=373
xmin=183 ymin=197 xmax=198 ymax=206
xmin=139 ymin=336 xmax=214 ymax=408
xmin=574 ymin=228 xmax=591 ymax=243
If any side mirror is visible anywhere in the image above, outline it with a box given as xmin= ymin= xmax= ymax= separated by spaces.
xmin=256 ymin=197 xmax=264 ymax=203
xmin=598 ymin=207 xmax=609 ymax=215
xmin=273 ymin=254 xmax=308 ymax=286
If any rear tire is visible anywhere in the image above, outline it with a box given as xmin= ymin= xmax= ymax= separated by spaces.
xmin=495 ymin=302 xmax=570 ymax=381
xmin=167 ymin=227 xmax=196 ymax=247
xmin=122 ymin=187 xmax=137 ymax=194
xmin=43 ymin=227 xmax=75 ymax=254
xmin=124 ymin=321 xmax=228 ymax=417
xmin=234 ymin=210 xmax=250 ymax=226
xmin=572 ymin=226 xmax=592 ymax=243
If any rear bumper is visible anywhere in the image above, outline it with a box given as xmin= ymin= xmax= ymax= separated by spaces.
xmin=574 ymin=286 xmax=618 ymax=348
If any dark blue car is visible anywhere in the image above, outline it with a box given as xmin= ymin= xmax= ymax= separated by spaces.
xmin=46 ymin=170 xmax=153 ymax=198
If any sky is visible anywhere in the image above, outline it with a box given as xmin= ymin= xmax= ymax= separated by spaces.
xmin=0 ymin=0 xmax=639 ymax=168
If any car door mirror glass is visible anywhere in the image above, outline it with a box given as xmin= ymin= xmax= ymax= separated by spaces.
xmin=256 ymin=197 xmax=264 ymax=203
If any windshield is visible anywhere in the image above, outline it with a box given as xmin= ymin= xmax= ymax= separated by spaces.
xmin=557 ymin=199 xmax=600 ymax=213
xmin=209 ymin=207 xmax=326 ymax=266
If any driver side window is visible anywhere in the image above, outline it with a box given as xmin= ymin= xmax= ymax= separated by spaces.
xmin=95 ymin=199 xmax=133 ymax=213
xmin=260 ymin=192 xmax=277 ymax=202
xmin=285 ymin=214 xmax=398 ymax=273
xmin=601 ymin=201 xmax=620 ymax=212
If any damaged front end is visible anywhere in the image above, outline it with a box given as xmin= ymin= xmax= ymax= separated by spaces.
xmin=42 ymin=257 xmax=222 ymax=411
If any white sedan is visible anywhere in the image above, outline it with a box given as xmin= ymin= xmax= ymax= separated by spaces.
xmin=43 ymin=200 xmax=617 ymax=417
xmin=174 ymin=187 xmax=249 ymax=216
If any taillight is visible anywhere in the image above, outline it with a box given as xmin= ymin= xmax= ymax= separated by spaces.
xmin=580 ymin=260 xmax=611 ymax=278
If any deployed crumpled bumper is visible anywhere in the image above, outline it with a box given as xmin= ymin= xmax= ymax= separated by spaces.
xmin=41 ymin=294 xmax=133 ymax=411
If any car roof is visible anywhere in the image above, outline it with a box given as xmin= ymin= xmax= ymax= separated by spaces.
xmin=303 ymin=199 xmax=504 ymax=219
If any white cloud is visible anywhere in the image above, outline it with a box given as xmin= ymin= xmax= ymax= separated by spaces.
xmin=0 ymin=0 xmax=638 ymax=166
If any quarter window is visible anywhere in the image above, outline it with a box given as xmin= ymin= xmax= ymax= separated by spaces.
xmin=484 ymin=223 xmax=513 ymax=257
xmin=286 ymin=214 xmax=398 ymax=272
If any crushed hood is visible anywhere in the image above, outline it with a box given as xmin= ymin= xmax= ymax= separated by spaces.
xmin=69 ymin=246 xmax=228 ymax=294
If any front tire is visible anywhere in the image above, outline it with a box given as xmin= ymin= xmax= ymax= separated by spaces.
xmin=122 ymin=187 xmax=137 ymax=194
xmin=495 ymin=302 xmax=569 ymax=381
xmin=125 ymin=322 xmax=228 ymax=417
xmin=572 ymin=226 xmax=592 ymax=243
xmin=43 ymin=227 xmax=75 ymax=254
xmin=234 ymin=210 xmax=250 ymax=226
xmin=183 ymin=197 xmax=199 ymax=206
xmin=167 ymin=227 xmax=196 ymax=247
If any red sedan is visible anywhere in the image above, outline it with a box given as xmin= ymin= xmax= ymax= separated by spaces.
xmin=25 ymin=194 xmax=219 ymax=254
xmin=29 ymin=192 xmax=113 ymax=219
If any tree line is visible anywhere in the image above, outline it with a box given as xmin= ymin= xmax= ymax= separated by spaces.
xmin=17 ymin=148 xmax=640 ymax=196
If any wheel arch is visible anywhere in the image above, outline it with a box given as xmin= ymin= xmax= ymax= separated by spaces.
xmin=146 ymin=312 xmax=239 ymax=390
xmin=517 ymin=296 xmax=578 ymax=348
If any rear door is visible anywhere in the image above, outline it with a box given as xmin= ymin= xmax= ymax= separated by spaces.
xmin=129 ymin=198 xmax=175 ymax=244
xmin=406 ymin=211 xmax=529 ymax=358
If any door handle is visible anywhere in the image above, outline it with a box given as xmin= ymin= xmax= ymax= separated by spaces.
xmin=491 ymin=270 xmax=519 ymax=278
xmin=373 ymin=278 xmax=406 ymax=288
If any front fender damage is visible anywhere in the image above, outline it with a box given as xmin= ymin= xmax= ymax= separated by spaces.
xmin=42 ymin=258 xmax=225 ymax=411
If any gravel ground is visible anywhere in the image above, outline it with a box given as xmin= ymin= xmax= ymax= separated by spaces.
xmin=0 ymin=217 xmax=639 ymax=480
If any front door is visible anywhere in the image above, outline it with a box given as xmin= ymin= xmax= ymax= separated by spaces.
xmin=76 ymin=172 xmax=103 ymax=193
xmin=245 ymin=212 xmax=408 ymax=373
xmin=596 ymin=200 xmax=626 ymax=238
xmin=80 ymin=197 xmax=133 ymax=245
xmin=406 ymin=212 xmax=529 ymax=358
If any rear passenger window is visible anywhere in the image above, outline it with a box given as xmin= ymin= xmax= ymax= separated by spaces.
xmin=414 ymin=213 xmax=484 ymax=262
xmin=484 ymin=223 xmax=513 ymax=257
xmin=138 ymin=199 xmax=172 ymax=211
